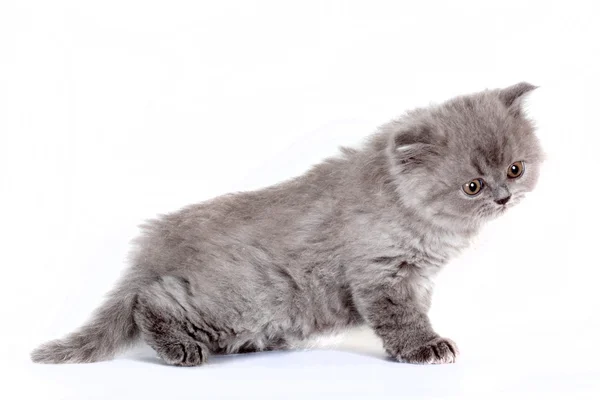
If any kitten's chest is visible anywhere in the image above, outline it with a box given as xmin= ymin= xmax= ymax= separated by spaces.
xmin=388 ymin=224 xmax=470 ymax=269
xmin=413 ymin=233 xmax=467 ymax=266
xmin=348 ymin=211 xmax=471 ymax=269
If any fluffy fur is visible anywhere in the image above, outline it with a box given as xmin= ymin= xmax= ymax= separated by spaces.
xmin=32 ymin=83 xmax=542 ymax=366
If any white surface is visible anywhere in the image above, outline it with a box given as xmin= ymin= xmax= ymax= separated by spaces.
xmin=1 ymin=0 xmax=599 ymax=399
xmin=6 ymin=327 xmax=600 ymax=399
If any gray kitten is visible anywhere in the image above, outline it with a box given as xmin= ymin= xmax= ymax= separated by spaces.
xmin=32 ymin=83 xmax=542 ymax=366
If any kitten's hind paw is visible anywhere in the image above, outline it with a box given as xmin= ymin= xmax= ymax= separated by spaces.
xmin=157 ymin=341 xmax=209 ymax=367
xmin=400 ymin=338 xmax=458 ymax=365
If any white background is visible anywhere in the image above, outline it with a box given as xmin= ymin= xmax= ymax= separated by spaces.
xmin=1 ymin=0 xmax=599 ymax=399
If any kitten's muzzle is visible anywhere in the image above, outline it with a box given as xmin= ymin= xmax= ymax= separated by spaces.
xmin=494 ymin=195 xmax=511 ymax=205
xmin=492 ymin=184 xmax=511 ymax=205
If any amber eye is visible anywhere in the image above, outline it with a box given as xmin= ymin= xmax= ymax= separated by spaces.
xmin=463 ymin=179 xmax=484 ymax=196
xmin=507 ymin=161 xmax=525 ymax=179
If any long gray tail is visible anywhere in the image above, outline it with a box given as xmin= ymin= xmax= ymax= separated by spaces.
xmin=31 ymin=279 xmax=140 ymax=364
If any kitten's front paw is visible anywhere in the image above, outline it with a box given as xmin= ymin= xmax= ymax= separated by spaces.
xmin=400 ymin=338 xmax=458 ymax=365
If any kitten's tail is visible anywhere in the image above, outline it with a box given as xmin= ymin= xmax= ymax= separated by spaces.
xmin=30 ymin=276 xmax=140 ymax=364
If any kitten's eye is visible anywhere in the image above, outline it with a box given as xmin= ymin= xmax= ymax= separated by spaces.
xmin=507 ymin=161 xmax=525 ymax=179
xmin=463 ymin=179 xmax=484 ymax=196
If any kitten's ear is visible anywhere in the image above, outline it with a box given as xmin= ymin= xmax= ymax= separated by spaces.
xmin=389 ymin=123 xmax=441 ymax=168
xmin=498 ymin=82 xmax=538 ymax=117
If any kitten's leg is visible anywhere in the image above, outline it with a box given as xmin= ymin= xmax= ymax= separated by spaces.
xmin=236 ymin=337 xmax=289 ymax=354
xmin=351 ymin=266 xmax=458 ymax=364
xmin=135 ymin=302 xmax=209 ymax=366
xmin=366 ymin=296 xmax=457 ymax=364
xmin=134 ymin=277 xmax=212 ymax=367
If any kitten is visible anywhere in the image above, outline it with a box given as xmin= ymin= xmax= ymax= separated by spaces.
xmin=32 ymin=83 xmax=542 ymax=366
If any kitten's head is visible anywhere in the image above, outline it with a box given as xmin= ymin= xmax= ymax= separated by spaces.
xmin=387 ymin=82 xmax=543 ymax=231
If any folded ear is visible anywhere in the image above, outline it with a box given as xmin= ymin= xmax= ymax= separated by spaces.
xmin=499 ymin=82 xmax=538 ymax=117
xmin=389 ymin=123 xmax=441 ymax=168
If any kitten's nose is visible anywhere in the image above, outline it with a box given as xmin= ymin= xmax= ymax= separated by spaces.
xmin=495 ymin=195 xmax=511 ymax=205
